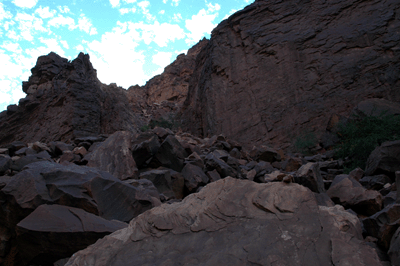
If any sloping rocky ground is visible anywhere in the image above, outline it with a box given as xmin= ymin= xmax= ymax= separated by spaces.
xmin=1 ymin=117 xmax=400 ymax=265
xmin=0 ymin=0 xmax=399 ymax=265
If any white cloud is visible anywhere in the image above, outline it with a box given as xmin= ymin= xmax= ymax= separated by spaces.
xmin=77 ymin=14 xmax=98 ymax=35
xmin=110 ymin=0 xmax=120 ymax=8
xmin=75 ymin=44 xmax=84 ymax=51
xmin=185 ymin=9 xmax=218 ymax=45
xmin=172 ymin=13 xmax=182 ymax=22
xmin=171 ymin=0 xmax=180 ymax=6
xmin=207 ymin=3 xmax=221 ymax=12
xmin=159 ymin=10 xmax=165 ymax=15
xmin=15 ymin=12 xmax=48 ymax=42
xmin=0 ymin=3 xmax=13 ymax=21
xmin=6 ymin=30 xmax=19 ymax=41
xmin=137 ymin=1 xmax=155 ymax=21
xmin=130 ymin=21 xmax=185 ymax=47
xmin=152 ymin=51 xmax=172 ymax=67
xmin=60 ymin=40 xmax=69 ymax=49
xmin=48 ymin=15 xmax=76 ymax=31
xmin=38 ymin=37 xmax=67 ymax=57
xmin=12 ymin=0 xmax=38 ymax=9
xmin=1 ymin=42 xmax=22 ymax=53
xmin=119 ymin=7 xmax=137 ymax=15
xmin=123 ymin=0 xmax=137 ymax=3
xmin=84 ymin=23 xmax=147 ymax=87
xmin=35 ymin=6 xmax=56 ymax=19
xmin=57 ymin=6 xmax=70 ymax=13
xmin=163 ymin=0 xmax=167 ymax=3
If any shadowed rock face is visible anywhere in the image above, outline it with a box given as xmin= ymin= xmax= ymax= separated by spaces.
xmin=0 ymin=52 xmax=142 ymax=146
xmin=138 ymin=38 xmax=208 ymax=106
xmin=180 ymin=0 xmax=400 ymax=149
xmin=65 ymin=178 xmax=382 ymax=266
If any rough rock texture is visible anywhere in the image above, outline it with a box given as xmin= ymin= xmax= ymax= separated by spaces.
xmin=87 ymin=131 xmax=138 ymax=180
xmin=365 ymin=140 xmax=400 ymax=177
xmin=0 ymin=161 xmax=157 ymax=264
xmin=389 ymin=227 xmax=400 ymax=266
xmin=134 ymin=39 xmax=208 ymax=105
xmin=180 ymin=0 xmax=400 ymax=149
xmin=16 ymin=204 xmax=127 ymax=265
xmin=0 ymin=52 xmax=143 ymax=146
xmin=363 ymin=204 xmax=400 ymax=250
xmin=327 ymin=174 xmax=382 ymax=216
xmin=66 ymin=178 xmax=382 ymax=266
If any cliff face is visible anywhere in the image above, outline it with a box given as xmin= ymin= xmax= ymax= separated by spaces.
xmin=127 ymin=39 xmax=208 ymax=122
xmin=0 ymin=52 xmax=143 ymax=145
xmin=180 ymin=0 xmax=400 ymax=149
xmin=141 ymin=38 xmax=208 ymax=105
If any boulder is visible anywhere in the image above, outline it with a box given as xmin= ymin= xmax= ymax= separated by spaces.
xmin=181 ymin=163 xmax=209 ymax=192
xmin=0 ymin=161 xmax=157 ymax=263
xmin=204 ymin=153 xmax=238 ymax=178
xmin=351 ymin=98 xmax=400 ymax=118
xmin=327 ymin=175 xmax=382 ymax=216
xmin=250 ymin=145 xmax=280 ymax=162
xmin=295 ymin=162 xmax=325 ymax=193
xmin=87 ymin=131 xmax=138 ymax=180
xmin=0 ymin=161 xmax=156 ymax=228
xmin=153 ymin=135 xmax=188 ymax=172
xmin=65 ymin=178 xmax=382 ymax=266
xmin=0 ymin=155 xmax=12 ymax=175
xmin=365 ymin=140 xmax=400 ymax=177
xmin=363 ymin=204 xmax=400 ymax=250
xmin=360 ymin=174 xmax=392 ymax=190
xmin=139 ymin=169 xmax=175 ymax=199
xmin=15 ymin=204 xmax=127 ymax=265
xmin=131 ymin=132 xmax=160 ymax=168
xmin=388 ymin=227 xmax=400 ymax=266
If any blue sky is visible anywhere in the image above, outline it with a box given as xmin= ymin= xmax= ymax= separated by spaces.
xmin=0 ymin=0 xmax=253 ymax=111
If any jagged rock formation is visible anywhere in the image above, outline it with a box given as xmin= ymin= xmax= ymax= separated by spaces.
xmin=131 ymin=38 xmax=208 ymax=106
xmin=180 ymin=0 xmax=400 ymax=149
xmin=0 ymin=52 xmax=143 ymax=146
xmin=126 ymin=39 xmax=208 ymax=126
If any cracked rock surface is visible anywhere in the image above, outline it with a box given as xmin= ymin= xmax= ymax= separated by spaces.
xmin=66 ymin=178 xmax=382 ymax=266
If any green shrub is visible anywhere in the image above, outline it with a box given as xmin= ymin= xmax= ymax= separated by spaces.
xmin=140 ymin=125 xmax=150 ymax=132
xmin=334 ymin=112 xmax=400 ymax=172
xmin=149 ymin=117 xmax=174 ymax=129
xmin=294 ymin=132 xmax=318 ymax=155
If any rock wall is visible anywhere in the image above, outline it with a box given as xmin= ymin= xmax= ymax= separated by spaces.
xmin=180 ymin=0 xmax=400 ymax=149
xmin=127 ymin=39 xmax=208 ymax=123
xmin=0 ymin=52 xmax=143 ymax=146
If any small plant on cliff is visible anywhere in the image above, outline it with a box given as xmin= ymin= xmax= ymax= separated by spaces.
xmin=334 ymin=112 xmax=400 ymax=172
xmin=149 ymin=117 xmax=174 ymax=129
xmin=294 ymin=132 xmax=318 ymax=155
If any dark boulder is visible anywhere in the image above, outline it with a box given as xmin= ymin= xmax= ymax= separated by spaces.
xmin=87 ymin=131 xmax=138 ymax=180
xmin=15 ymin=204 xmax=127 ymax=265
xmin=327 ymin=174 xmax=382 ymax=216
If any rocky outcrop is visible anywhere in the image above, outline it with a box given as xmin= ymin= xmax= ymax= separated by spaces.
xmin=180 ymin=0 xmax=400 ymax=149
xmin=0 ymin=52 xmax=143 ymax=146
xmin=127 ymin=39 xmax=208 ymax=123
xmin=65 ymin=178 xmax=382 ymax=265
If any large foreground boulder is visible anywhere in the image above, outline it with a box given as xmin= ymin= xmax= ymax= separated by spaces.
xmin=0 ymin=161 xmax=157 ymax=263
xmin=16 ymin=204 xmax=127 ymax=265
xmin=66 ymin=178 xmax=382 ymax=265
